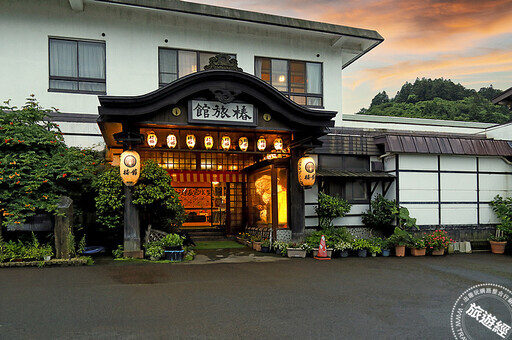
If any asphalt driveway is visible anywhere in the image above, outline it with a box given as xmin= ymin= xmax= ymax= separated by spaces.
xmin=0 ymin=252 xmax=511 ymax=339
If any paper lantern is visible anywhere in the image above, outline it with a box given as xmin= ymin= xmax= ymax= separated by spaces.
xmin=298 ymin=156 xmax=316 ymax=187
xmin=147 ymin=131 xmax=157 ymax=148
xmin=204 ymin=135 xmax=214 ymax=150
xmin=167 ymin=134 xmax=177 ymax=149
xmin=120 ymin=150 xmax=140 ymax=186
xmin=238 ymin=137 xmax=248 ymax=152
xmin=186 ymin=134 xmax=196 ymax=149
xmin=273 ymin=137 xmax=283 ymax=151
xmin=257 ymin=136 xmax=266 ymax=151
xmin=221 ymin=135 xmax=231 ymax=151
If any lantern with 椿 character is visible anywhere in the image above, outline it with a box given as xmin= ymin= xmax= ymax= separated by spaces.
xmin=186 ymin=134 xmax=196 ymax=149
xmin=221 ymin=135 xmax=231 ymax=151
xmin=167 ymin=134 xmax=177 ymax=149
xmin=238 ymin=137 xmax=248 ymax=152
xmin=257 ymin=136 xmax=266 ymax=151
xmin=273 ymin=137 xmax=283 ymax=151
xmin=120 ymin=150 xmax=140 ymax=186
xmin=298 ymin=156 xmax=316 ymax=187
xmin=204 ymin=135 xmax=214 ymax=150
xmin=147 ymin=131 xmax=157 ymax=148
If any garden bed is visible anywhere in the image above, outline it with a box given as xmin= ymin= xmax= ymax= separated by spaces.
xmin=0 ymin=258 xmax=90 ymax=268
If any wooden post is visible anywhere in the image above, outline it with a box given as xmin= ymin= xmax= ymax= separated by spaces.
xmin=289 ymin=149 xmax=305 ymax=241
xmin=123 ymin=185 xmax=143 ymax=258
xmin=55 ymin=196 xmax=73 ymax=259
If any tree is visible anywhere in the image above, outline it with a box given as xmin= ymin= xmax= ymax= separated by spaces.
xmin=315 ymin=192 xmax=351 ymax=229
xmin=370 ymin=91 xmax=389 ymax=107
xmin=0 ymin=96 xmax=100 ymax=228
xmin=93 ymin=160 xmax=185 ymax=232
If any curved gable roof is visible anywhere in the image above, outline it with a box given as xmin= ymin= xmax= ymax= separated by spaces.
xmin=98 ymin=69 xmax=336 ymax=131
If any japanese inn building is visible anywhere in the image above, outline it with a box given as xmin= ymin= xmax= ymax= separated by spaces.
xmin=2 ymin=0 xmax=512 ymax=248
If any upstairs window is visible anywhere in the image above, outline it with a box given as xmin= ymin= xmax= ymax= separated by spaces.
xmin=255 ymin=57 xmax=323 ymax=107
xmin=158 ymin=48 xmax=235 ymax=87
xmin=49 ymin=38 xmax=106 ymax=94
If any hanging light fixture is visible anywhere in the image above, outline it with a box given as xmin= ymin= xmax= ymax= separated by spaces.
xmin=221 ymin=135 xmax=231 ymax=151
xmin=186 ymin=134 xmax=196 ymax=149
xmin=238 ymin=137 xmax=248 ymax=152
xmin=257 ymin=136 xmax=266 ymax=151
xmin=273 ymin=137 xmax=283 ymax=151
xmin=167 ymin=134 xmax=177 ymax=149
xmin=204 ymin=135 xmax=214 ymax=150
xmin=120 ymin=150 xmax=140 ymax=186
xmin=298 ymin=156 xmax=316 ymax=188
xmin=147 ymin=131 xmax=157 ymax=148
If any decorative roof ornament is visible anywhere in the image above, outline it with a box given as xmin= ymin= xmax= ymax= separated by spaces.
xmin=204 ymin=54 xmax=243 ymax=72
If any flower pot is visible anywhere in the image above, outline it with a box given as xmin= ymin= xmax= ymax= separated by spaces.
xmin=287 ymin=248 xmax=306 ymax=258
xmin=164 ymin=250 xmax=184 ymax=261
xmin=276 ymin=248 xmax=281 ymax=255
xmin=411 ymin=247 xmax=426 ymax=256
xmin=253 ymin=242 xmax=262 ymax=252
xmin=44 ymin=255 xmax=51 ymax=261
xmin=371 ymin=252 xmax=377 ymax=257
xmin=395 ymin=245 xmax=406 ymax=257
xmin=261 ymin=246 xmax=270 ymax=253
xmin=382 ymin=249 xmax=391 ymax=257
xmin=432 ymin=248 xmax=445 ymax=256
xmin=312 ymin=249 xmax=333 ymax=258
xmin=357 ymin=249 xmax=367 ymax=257
xmin=489 ymin=241 xmax=507 ymax=254
xmin=340 ymin=250 xmax=349 ymax=258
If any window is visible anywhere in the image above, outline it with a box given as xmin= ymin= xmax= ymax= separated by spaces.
xmin=158 ymin=48 xmax=235 ymax=87
xmin=319 ymin=155 xmax=369 ymax=171
xmin=255 ymin=57 xmax=322 ymax=107
xmin=49 ymin=38 xmax=106 ymax=94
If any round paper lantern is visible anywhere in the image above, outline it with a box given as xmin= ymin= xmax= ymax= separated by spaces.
xmin=186 ymin=134 xmax=196 ymax=149
xmin=167 ymin=134 xmax=177 ymax=149
xmin=221 ymin=135 xmax=231 ymax=151
xmin=273 ymin=137 xmax=283 ymax=151
xmin=238 ymin=137 xmax=248 ymax=152
xmin=204 ymin=135 xmax=214 ymax=150
xmin=147 ymin=131 xmax=157 ymax=148
xmin=120 ymin=150 xmax=140 ymax=186
xmin=298 ymin=156 xmax=316 ymax=187
xmin=257 ymin=136 xmax=266 ymax=151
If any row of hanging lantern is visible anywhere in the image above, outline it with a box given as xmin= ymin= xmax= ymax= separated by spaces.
xmin=146 ymin=131 xmax=283 ymax=152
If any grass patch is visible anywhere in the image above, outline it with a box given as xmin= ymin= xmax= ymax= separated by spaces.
xmin=192 ymin=241 xmax=246 ymax=250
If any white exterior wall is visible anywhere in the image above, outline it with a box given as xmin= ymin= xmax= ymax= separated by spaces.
xmin=0 ymin=0 xmax=345 ymax=149
xmin=383 ymin=154 xmax=512 ymax=227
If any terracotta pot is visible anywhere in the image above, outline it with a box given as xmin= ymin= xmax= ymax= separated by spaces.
xmin=432 ymin=248 xmax=445 ymax=256
xmin=489 ymin=241 xmax=507 ymax=254
xmin=411 ymin=247 xmax=426 ymax=256
xmin=395 ymin=245 xmax=406 ymax=257
xmin=253 ymin=242 xmax=262 ymax=252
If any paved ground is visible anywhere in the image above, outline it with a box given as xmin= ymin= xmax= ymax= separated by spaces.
xmin=0 ymin=251 xmax=511 ymax=339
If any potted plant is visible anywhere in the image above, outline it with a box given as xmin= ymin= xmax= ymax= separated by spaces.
xmin=361 ymin=195 xmax=398 ymax=236
xmin=145 ymin=242 xmax=164 ymax=260
xmin=273 ymin=241 xmax=289 ymax=256
xmin=287 ymin=242 xmax=307 ymax=258
xmin=41 ymin=244 xmax=54 ymax=261
xmin=489 ymin=195 xmax=511 ymax=254
xmin=387 ymin=227 xmax=412 ymax=257
xmin=252 ymin=235 xmax=262 ymax=252
xmin=425 ymin=229 xmax=453 ymax=255
xmin=261 ymin=239 xmax=271 ymax=253
xmin=488 ymin=235 xmax=508 ymax=254
xmin=381 ymin=238 xmax=391 ymax=257
xmin=334 ymin=240 xmax=352 ymax=257
xmin=368 ymin=238 xmax=383 ymax=257
xmin=161 ymin=233 xmax=184 ymax=250
xmin=410 ymin=236 xmax=427 ymax=256
xmin=352 ymin=238 xmax=371 ymax=257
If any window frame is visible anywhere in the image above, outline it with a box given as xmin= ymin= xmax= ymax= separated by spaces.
xmin=254 ymin=56 xmax=324 ymax=108
xmin=158 ymin=47 xmax=236 ymax=87
xmin=48 ymin=37 xmax=106 ymax=95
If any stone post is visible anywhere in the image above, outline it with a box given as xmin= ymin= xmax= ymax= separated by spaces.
xmin=123 ymin=185 xmax=143 ymax=258
xmin=55 ymin=196 xmax=73 ymax=259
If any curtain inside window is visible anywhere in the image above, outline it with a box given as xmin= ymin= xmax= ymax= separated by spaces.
xmin=50 ymin=39 xmax=77 ymax=77
xmin=271 ymin=59 xmax=288 ymax=92
xmin=306 ymin=63 xmax=321 ymax=94
xmin=78 ymin=42 xmax=105 ymax=79
xmin=179 ymin=51 xmax=197 ymax=77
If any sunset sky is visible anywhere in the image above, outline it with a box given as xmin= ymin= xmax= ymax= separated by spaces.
xmin=194 ymin=0 xmax=512 ymax=113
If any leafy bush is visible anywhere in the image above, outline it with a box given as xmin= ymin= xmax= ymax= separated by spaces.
xmin=0 ymin=232 xmax=54 ymax=262
xmin=361 ymin=195 xmax=398 ymax=236
xmin=387 ymin=227 xmax=413 ymax=247
xmin=352 ymin=238 xmax=372 ymax=251
xmin=489 ymin=195 xmax=512 ymax=237
xmin=160 ymin=233 xmax=184 ymax=247
xmin=315 ymin=192 xmax=351 ymax=229
xmin=306 ymin=227 xmax=353 ymax=248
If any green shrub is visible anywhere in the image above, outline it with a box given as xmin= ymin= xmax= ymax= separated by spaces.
xmin=361 ymin=194 xmax=398 ymax=236
xmin=315 ymin=192 xmax=351 ymax=229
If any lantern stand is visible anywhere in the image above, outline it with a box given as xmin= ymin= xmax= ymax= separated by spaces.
xmin=113 ymin=130 xmax=145 ymax=258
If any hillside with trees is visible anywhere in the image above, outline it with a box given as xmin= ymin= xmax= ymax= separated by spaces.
xmin=357 ymin=78 xmax=512 ymax=124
